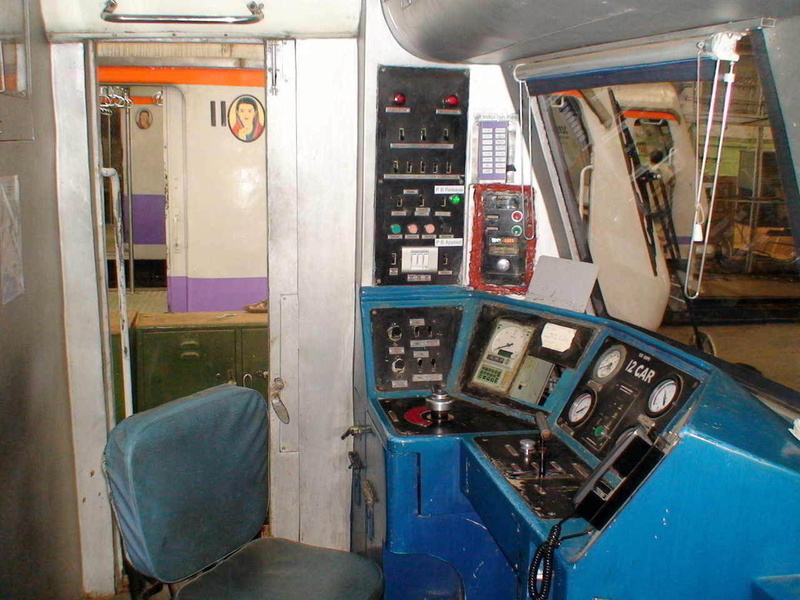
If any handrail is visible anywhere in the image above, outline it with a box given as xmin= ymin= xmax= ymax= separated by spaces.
xmin=101 ymin=0 xmax=265 ymax=25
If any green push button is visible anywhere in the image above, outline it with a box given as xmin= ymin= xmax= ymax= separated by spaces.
xmin=594 ymin=425 xmax=606 ymax=436
xmin=511 ymin=225 xmax=523 ymax=236
xmin=390 ymin=224 xmax=402 ymax=234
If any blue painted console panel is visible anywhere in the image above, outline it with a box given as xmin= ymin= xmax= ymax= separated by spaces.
xmin=353 ymin=287 xmax=800 ymax=600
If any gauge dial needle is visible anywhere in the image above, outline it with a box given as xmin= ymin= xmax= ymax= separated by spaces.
xmin=494 ymin=342 xmax=513 ymax=352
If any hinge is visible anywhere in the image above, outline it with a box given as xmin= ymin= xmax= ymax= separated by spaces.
xmin=266 ymin=40 xmax=285 ymax=96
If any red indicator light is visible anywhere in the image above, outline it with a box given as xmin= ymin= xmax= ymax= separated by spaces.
xmin=444 ymin=94 xmax=459 ymax=107
xmin=393 ymin=93 xmax=407 ymax=106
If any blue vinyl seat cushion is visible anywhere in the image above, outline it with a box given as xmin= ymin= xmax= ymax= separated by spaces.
xmin=104 ymin=385 xmax=269 ymax=582
xmin=104 ymin=384 xmax=383 ymax=599
xmin=175 ymin=537 xmax=383 ymax=600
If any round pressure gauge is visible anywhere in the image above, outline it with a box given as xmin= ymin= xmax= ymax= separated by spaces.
xmin=593 ymin=344 xmax=627 ymax=382
xmin=566 ymin=390 xmax=596 ymax=426
xmin=647 ymin=377 xmax=681 ymax=417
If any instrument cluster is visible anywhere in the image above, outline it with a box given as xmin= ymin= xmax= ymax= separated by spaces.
xmin=558 ymin=337 xmax=700 ymax=459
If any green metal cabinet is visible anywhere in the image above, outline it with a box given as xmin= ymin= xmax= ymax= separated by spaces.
xmin=134 ymin=312 xmax=269 ymax=413
xmin=110 ymin=309 xmax=137 ymax=423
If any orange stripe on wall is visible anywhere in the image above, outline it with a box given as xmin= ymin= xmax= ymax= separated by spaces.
xmin=99 ymin=66 xmax=265 ymax=87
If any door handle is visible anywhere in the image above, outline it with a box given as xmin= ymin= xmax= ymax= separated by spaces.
xmin=341 ymin=425 xmax=372 ymax=440
xmin=269 ymin=377 xmax=290 ymax=424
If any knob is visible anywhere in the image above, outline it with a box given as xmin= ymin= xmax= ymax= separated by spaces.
xmin=496 ymin=258 xmax=511 ymax=272
xmin=519 ymin=438 xmax=536 ymax=455
xmin=426 ymin=385 xmax=453 ymax=421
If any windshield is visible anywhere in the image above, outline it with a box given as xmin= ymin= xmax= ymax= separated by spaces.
xmin=538 ymin=34 xmax=799 ymax=392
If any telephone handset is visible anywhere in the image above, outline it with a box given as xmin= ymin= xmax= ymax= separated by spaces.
xmin=528 ymin=425 xmax=662 ymax=599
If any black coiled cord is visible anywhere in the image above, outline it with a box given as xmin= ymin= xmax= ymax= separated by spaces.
xmin=527 ymin=517 xmax=589 ymax=600
xmin=527 ymin=521 xmax=562 ymax=600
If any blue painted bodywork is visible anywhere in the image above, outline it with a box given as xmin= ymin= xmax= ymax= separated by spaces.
xmin=353 ymin=286 xmax=800 ymax=600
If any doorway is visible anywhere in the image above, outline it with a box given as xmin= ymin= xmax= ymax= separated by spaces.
xmin=95 ymin=44 xmax=271 ymax=419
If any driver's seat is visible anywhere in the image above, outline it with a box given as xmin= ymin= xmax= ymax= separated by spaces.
xmin=103 ymin=384 xmax=383 ymax=600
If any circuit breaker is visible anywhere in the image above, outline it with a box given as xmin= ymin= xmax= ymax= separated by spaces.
xmin=373 ymin=66 xmax=469 ymax=285
xmin=469 ymin=184 xmax=536 ymax=294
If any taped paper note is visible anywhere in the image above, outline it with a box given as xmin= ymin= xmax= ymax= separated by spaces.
xmin=541 ymin=323 xmax=576 ymax=353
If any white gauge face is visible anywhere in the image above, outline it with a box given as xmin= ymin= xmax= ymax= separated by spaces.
xmin=567 ymin=391 xmax=595 ymax=425
xmin=594 ymin=345 xmax=626 ymax=381
xmin=647 ymin=378 xmax=680 ymax=416
xmin=471 ymin=320 xmax=534 ymax=393
xmin=490 ymin=322 xmax=532 ymax=361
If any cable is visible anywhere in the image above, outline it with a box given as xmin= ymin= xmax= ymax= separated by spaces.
xmin=527 ymin=518 xmax=590 ymax=600
xmin=527 ymin=520 xmax=562 ymax=600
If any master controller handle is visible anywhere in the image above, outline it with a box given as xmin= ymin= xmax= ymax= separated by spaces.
xmin=426 ymin=384 xmax=454 ymax=423
xmin=534 ymin=412 xmax=553 ymax=441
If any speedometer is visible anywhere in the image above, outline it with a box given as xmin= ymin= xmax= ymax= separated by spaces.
xmin=647 ymin=377 xmax=681 ymax=416
xmin=593 ymin=344 xmax=627 ymax=382
xmin=470 ymin=319 xmax=535 ymax=394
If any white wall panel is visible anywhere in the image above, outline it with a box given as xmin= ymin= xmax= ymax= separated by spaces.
xmin=295 ymin=37 xmax=358 ymax=550
xmin=165 ymin=84 xmax=267 ymax=279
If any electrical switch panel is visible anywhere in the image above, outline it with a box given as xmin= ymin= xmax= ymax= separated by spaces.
xmin=370 ymin=306 xmax=462 ymax=391
xmin=469 ymin=184 xmax=536 ymax=295
xmin=374 ymin=66 xmax=470 ymax=285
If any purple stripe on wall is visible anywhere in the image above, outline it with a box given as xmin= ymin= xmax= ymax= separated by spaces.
xmin=167 ymin=276 xmax=268 ymax=312
xmin=132 ymin=194 xmax=166 ymax=245
xmin=168 ymin=276 xmax=189 ymax=313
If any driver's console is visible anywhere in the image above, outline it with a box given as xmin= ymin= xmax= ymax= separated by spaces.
xmin=349 ymin=287 xmax=800 ymax=600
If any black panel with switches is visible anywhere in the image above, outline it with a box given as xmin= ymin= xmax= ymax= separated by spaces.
xmin=370 ymin=306 xmax=462 ymax=391
xmin=374 ymin=66 xmax=469 ymax=285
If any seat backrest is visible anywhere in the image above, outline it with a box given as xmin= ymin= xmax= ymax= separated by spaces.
xmin=104 ymin=385 xmax=269 ymax=583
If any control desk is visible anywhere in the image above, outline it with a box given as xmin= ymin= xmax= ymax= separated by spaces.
xmin=349 ymin=287 xmax=800 ymax=600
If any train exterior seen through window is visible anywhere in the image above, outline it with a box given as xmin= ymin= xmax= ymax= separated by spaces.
xmin=0 ymin=0 xmax=798 ymax=599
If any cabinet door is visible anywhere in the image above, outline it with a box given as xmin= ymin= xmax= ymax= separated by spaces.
xmin=137 ymin=329 xmax=237 ymax=412
xmin=239 ymin=327 xmax=269 ymax=398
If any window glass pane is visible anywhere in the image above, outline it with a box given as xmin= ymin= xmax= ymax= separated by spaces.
xmin=540 ymin=35 xmax=799 ymax=391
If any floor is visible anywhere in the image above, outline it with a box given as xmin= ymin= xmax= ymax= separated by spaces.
xmin=701 ymin=272 xmax=800 ymax=298
xmin=658 ymin=322 xmax=800 ymax=392
xmin=108 ymin=288 xmax=168 ymax=313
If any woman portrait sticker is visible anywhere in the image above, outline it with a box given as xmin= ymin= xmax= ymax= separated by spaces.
xmin=136 ymin=109 xmax=152 ymax=130
xmin=228 ymin=95 xmax=265 ymax=142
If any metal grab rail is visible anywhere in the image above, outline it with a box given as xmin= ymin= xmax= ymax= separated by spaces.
xmin=101 ymin=0 xmax=265 ymax=24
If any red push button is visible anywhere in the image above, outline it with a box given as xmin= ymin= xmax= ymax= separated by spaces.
xmin=511 ymin=210 xmax=524 ymax=222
